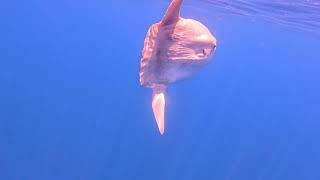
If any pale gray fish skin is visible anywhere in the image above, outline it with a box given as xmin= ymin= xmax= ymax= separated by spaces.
xmin=140 ymin=18 xmax=217 ymax=88
xmin=139 ymin=0 xmax=217 ymax=135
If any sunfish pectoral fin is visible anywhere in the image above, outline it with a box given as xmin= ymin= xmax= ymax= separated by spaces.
xmin=161 ymin=0 xmax=183 ymax=26
xmin=152 ymin=85 xmax=166 ymax=135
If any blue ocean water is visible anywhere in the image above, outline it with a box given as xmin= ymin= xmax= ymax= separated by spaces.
xmin=1 ymin=0 xmax=320 ymax=179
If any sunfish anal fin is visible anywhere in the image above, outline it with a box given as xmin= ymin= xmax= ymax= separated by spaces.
xmin=152 ymin=85 xmax=166 ymax=135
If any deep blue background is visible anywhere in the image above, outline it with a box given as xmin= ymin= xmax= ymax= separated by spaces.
xmin=1 ymin=0 xmax=320 ymax=179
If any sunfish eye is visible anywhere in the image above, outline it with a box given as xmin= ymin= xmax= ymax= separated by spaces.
xmin=202 ymin=49 xmax=206 ymax=55
xmin=202 ymin=48 xmax=211 ymax=56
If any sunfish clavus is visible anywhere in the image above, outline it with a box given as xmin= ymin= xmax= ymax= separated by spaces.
xmin=139 ymin=0 xmax=217 ymax=135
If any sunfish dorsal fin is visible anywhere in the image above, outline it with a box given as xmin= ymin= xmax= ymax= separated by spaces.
xmin=152 ymin=84 xmax=166 ymax=135
xmin=161 ymin=0 xmax=183 ymax=26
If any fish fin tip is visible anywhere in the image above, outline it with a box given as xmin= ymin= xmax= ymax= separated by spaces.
xmin=161 ymin=0 xmax=183 ymax=26
xmin=159 ymin=128 xmax=165 ymax=135
xmin=152 ymin=85 xmax=166 ymax=136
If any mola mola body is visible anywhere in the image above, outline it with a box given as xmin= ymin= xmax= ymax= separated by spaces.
xmin=139 ymin=0 xmax=217 ymax=134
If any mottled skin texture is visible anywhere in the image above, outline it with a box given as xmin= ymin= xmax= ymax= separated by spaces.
xmin=140 ymin=19 xmax=216 ymax=87
xmin=139 ymin=0 xmax=217 ymax=134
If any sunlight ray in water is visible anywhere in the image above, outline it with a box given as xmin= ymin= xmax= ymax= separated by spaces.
xmin=182 ymin=0 xmax=320 ymax=34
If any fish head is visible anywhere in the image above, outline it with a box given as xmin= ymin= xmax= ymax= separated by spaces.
xmin=164 ymin=19 xmax=217 ymax=62
xmin=159 ymin=0 xmax=216 ymax=62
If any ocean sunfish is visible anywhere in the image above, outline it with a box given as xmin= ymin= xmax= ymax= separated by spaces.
xmin=139 ymin=0 xmax=217 ymax=135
